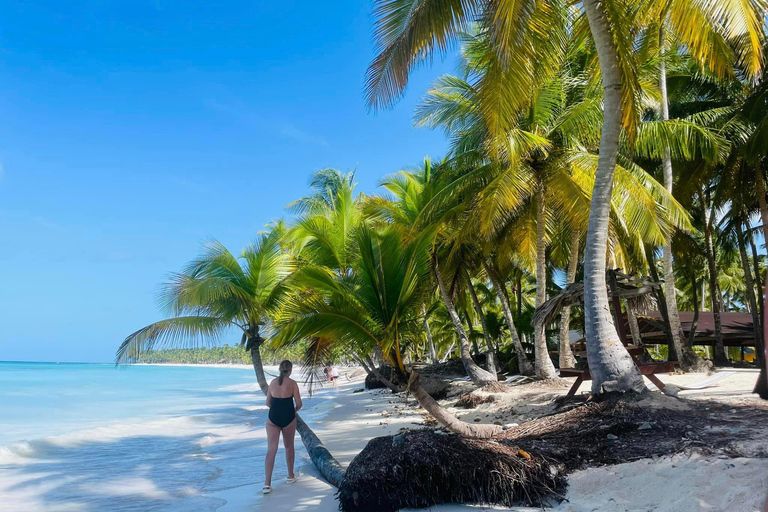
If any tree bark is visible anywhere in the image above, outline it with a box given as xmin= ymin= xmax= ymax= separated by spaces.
xmin=657 ymin=25 xmax=692 ymax=369
xmin=688 ymin=269 xmax=700 ymax=349
xmin=408 ymin=372 xmax=501 ymax=439
xmin=749 ymin=231 xmax=765 ymax=323
xmin=753 ymin=166 xmax=768 ymax=398
xmin=435 ymin=262 xmax=498 ymax=385
xmin=737 ymin=221 xmax=763 ymax=358
xmin=423 ymin=306 xmax=438 ymax=364
xmin=534 ymin=187 xmax=558 ymax=378
xmin=249 ymin=342 xmax=346 ymax=487
xmin=484 ymin=259 xmax=534 ymax=375
xmin=626 ymin=300 xmax=642 ymax=345
xmin=440 ymin=342 xmax=456 ymax=363
xmin=701 ymin=189 xmax=727 ymax=364
xmin=559 ymin=230 xmax=579 ymax=368
xmin=465 ymin=270 xmax=497 ymax=375
xmin=355 ymin=354 xmax=372 ymax=375
xmin=363 ymin=355 xmax=404 ymax=392
xmin=580 ymin=0 xmax=645 ymax=394
xmin=249 ymin=342 xmax=270 ymax=395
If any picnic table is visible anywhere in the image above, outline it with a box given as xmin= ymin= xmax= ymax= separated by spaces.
xmin=560 ymin=346 xmax=678 ymax=396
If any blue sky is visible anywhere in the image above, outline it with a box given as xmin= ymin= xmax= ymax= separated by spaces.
xmin=0 ymin=1 xmax=457 ymax=362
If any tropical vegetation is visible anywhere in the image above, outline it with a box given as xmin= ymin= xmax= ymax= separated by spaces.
xmin=117 ymin=0 xmax=768 ymax=488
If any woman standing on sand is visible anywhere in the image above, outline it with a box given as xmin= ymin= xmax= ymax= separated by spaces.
xmin=263 ymin=360 xmax=302 ymax=494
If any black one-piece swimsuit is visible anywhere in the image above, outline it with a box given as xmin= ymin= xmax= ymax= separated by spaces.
xmin=268 ymin=397 xmax=296 ymax=428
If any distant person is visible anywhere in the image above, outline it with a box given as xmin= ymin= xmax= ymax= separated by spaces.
xmin=330 ymin=364 xmax=340 ymax=389
xmin=263 ymin=360 xmax=302 ymax=494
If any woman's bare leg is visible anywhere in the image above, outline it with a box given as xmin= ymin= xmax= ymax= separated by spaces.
xmin=264 ymin=420 xmax=281 ymax=487
xmin=282 ymin=419 xmax=297 ymax=479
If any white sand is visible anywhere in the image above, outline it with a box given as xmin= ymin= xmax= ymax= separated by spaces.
xmin=215 ymin=369 xmax=768 ymax=512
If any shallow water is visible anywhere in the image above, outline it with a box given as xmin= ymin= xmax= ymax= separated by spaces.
xmin=0 ymin=362 xmax=331 ymax=511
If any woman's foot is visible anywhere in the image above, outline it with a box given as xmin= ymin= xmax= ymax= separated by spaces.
xmin=287 ymin=474 xmax=298 ymax=484
xmin=262 ymin=486 xmax=272 ymax=494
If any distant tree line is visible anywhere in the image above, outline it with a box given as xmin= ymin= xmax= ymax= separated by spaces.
xmin=138 ymin=343 xmax=310 ymax=366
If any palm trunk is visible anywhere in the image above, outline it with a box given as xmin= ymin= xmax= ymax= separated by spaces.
xmin=701 ymin=190 xmax=727 ymax=364
xmin=737 ymin=222 xmax=763 ymax=355
xmin=435 ymin=262 xmax=498 ymax=386
xmin=465 ymin=271 xmax=497 ymax=375
xmin=534 ymin=187 xmax=558 ymax=378
xmin=249 ymin=342 xmax=271 ymax=395
xmin=440 ymin=342 xmax=456 ymax=363
xmin=749 ymin=231 xmax=765 ymax=321
xmin=753 ymin=167 xmax=768 ymax=398
xmin=364 ymin=354 xmax=404 ymax=392
xmin=559 ymin=230 xmax=579 ymax=368
xmin=249 ymin=341 xmax=345 ymax=487
xmin=484 ymin=259 xmax=534 ymax=375
xmin=468 ymin=321 xmax=482 ymax=357
xmin=688 ymin=269 xmax=700 ymax=349
xmin=408 ymin=372 xmax=501 ymax=439
xmin=580 ymin=0 xmax=645 ymax=394
xmin=626 ymin=300 xmax=642 ymax=345
xmin=355 ymin=354 xmax=372 ymax=375
xmin=423 ymin=312 xmax=438 ymax=364
xmin=658 ymin=25 xmax=690 ymax=368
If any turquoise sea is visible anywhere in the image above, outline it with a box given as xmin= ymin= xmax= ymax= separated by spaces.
xmin=0 ymin=361 xmax=333 ymax=511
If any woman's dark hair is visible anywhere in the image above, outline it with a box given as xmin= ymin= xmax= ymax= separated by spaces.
xmin=278 ymin=360 xmax=292 ymax=385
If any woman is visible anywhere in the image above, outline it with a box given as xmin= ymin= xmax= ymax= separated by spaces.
xmin=330 ymin=364 xmax=340 ymax=389
xmin=263 ymin=360 xmax=302 ymax=494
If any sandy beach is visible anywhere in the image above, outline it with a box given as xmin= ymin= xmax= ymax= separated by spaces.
xmin=218 ymin=368 xmax=768 ymax=512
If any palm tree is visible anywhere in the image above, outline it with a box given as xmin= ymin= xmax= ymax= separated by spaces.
xmin=116 ymin=229 xmax=345 ymax=487
xmin=364 ymin=0 xmax=765 ymax=392
xmin=413 ymin=34 xmax=695 ymax=379
xmin=367 ymin=159 xmax=501 ymax=384
xmin=274 ymin=223 xmax=501 ymax=438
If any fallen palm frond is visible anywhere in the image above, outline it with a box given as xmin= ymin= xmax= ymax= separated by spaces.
xmin=337 ymin=430 xmax=565 ymax=512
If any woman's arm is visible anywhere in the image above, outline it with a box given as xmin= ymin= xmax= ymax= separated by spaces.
xmin=293 ymin=381 xmax=303 ymax=412
xmin=266 ymin=385 xmax=272 ymax=408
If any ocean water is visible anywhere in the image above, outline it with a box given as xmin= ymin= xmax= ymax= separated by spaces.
xmin=0 ymin=362 xmax=334 ymax=511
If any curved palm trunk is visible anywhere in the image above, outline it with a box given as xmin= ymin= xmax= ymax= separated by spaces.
xmin=364 ymin=354 xmax=405 ymax=393
xmin=465 ymin=271 xmax=497 ymax=375
xmin=559 ymin=230 xmax=579 ymax=368
xmin=249 ymin=342 xmax=346 ymax=487
xmin=701 ymin=191 xmax=727 ymax=364
xmin=581 ymin=0 xmax=645 ymax=394
xmin=534 ymin=187 xmax=558 ymax=379
xmin=483 ymin=259 xmax=534 ymax=375
xmin=435 ymin=264 xmax=498 ymax=386
xmin=408 ymin=373 xmax=501 ymax=439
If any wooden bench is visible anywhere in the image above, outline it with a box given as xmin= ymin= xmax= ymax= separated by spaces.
xmin=560 ymin=358 xmax=679 ymax=396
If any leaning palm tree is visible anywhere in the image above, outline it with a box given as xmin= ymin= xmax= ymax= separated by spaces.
xmin=116 ymin=229 xmax=345 ymax=487
xmin=274 ymin=223 xmax=502 ymax=438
